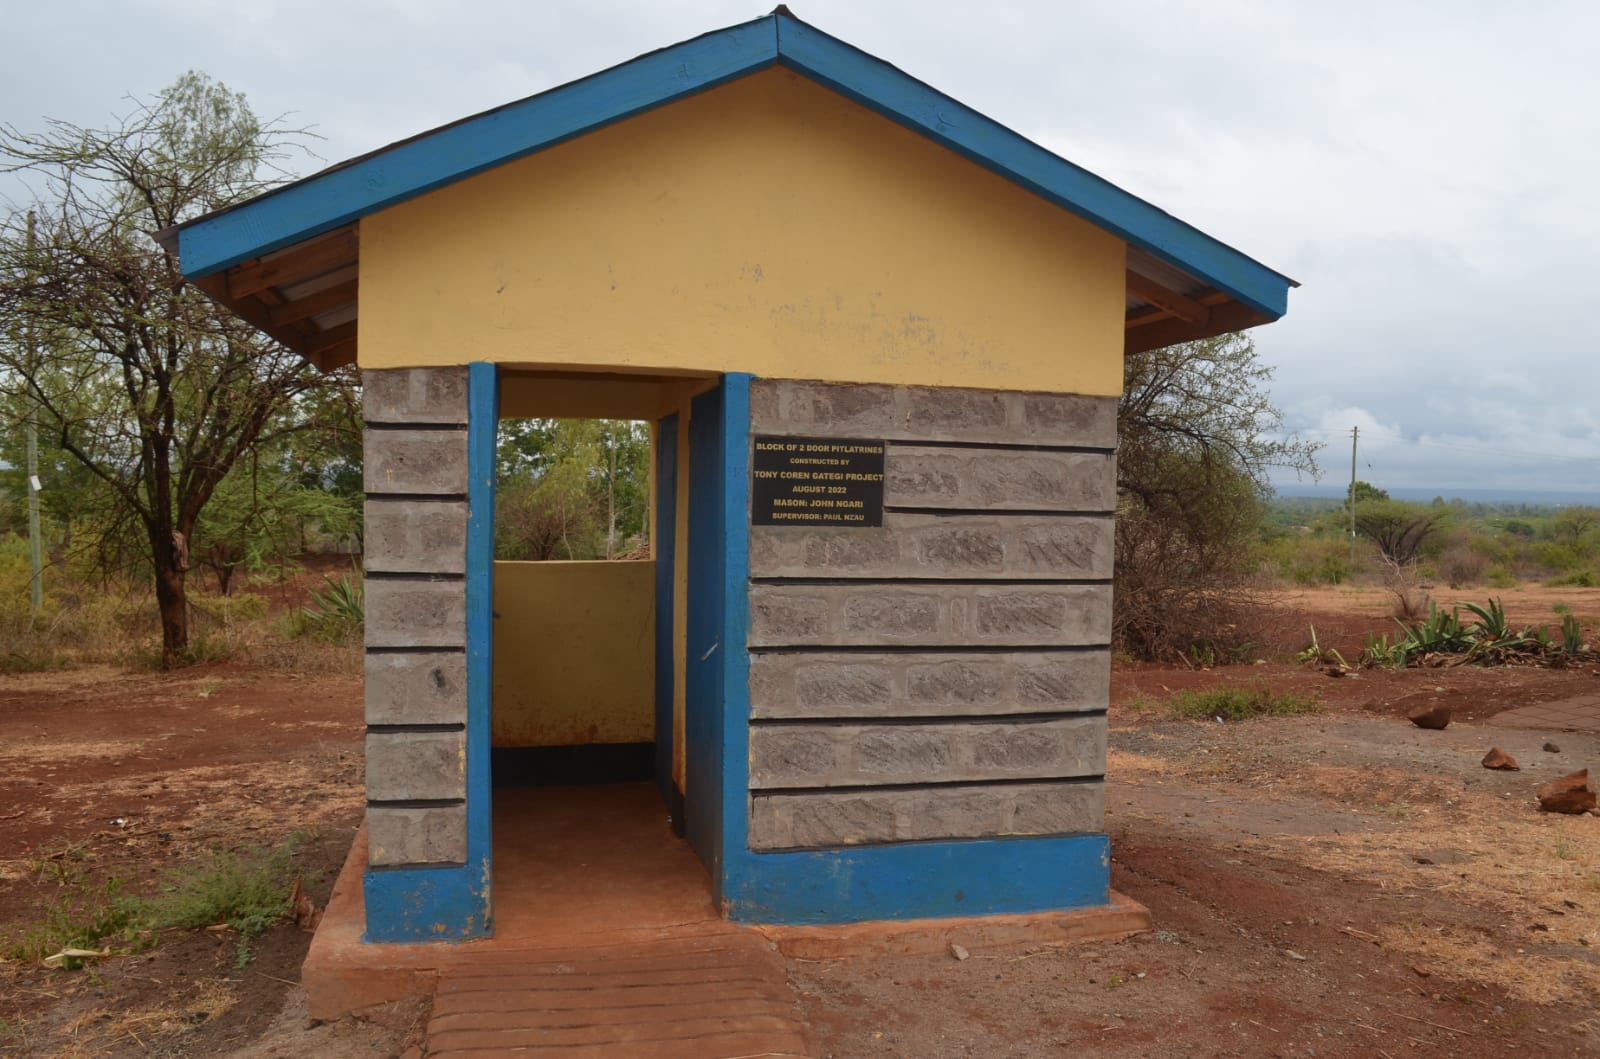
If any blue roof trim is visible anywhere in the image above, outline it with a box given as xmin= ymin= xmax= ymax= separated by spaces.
xmin=177 ymin=18 xmax=779 ymax=276
xmin=774 ymin=18 xmax=1288 ymax=317
xmin=177 ymin=11 xmax=1291 ymax=320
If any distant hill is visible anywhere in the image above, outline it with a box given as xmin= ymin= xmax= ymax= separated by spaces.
xmin=1271 ymin=484 xmax=1600 ymax=507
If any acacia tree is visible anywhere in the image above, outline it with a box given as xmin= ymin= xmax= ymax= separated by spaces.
xmin=494 ymin=419 xmax=650 ymax=561
xmin=0 ymin=73 xmax=328 ymax=666
xmin=1353 ymin=502 xmax=1446 ymax=565
xmin=1115 ymin=331 xmax=1318 ymax=661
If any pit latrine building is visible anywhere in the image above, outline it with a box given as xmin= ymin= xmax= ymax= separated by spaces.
xmin=164 ymin=9 xmax=1295 ymax=944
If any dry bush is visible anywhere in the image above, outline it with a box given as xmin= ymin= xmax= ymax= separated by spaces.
xmin=1437 ymin=540 xmax=1488 ymax=588
xmin=1379 ymin=556 xmax=1432 ymax=620
xmin=1114 ymin=332 xmax=1316 ymax=663
xmin=1113 ymin=471 xmax=1271 ymax=664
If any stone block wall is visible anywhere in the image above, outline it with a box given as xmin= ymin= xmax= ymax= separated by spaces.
xmin=746 ymin=380 xmax=1115 ymax=851
xmin=362 ymin=367 xmax=471 ymax=867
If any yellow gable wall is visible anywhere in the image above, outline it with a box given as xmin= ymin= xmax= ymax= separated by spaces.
xmin=359 ymin=68 xmax=1124 ymax=396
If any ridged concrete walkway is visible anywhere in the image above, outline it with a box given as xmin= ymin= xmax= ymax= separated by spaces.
xmin=1488 ymin=690 xmax=1600 ymax=732
xmin=426 ymin=929 xmax=810 ymax=1058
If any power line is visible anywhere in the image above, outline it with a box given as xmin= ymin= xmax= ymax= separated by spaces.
xmin=1295 ymin=427 xmax=1600 ymax=467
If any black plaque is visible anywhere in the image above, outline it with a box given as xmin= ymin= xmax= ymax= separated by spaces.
xmin=751 ymin=435 xmax=886 ymax=527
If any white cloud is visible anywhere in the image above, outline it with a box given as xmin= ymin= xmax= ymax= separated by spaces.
xmin=5 ymin=0 xmax=1597 ymax=495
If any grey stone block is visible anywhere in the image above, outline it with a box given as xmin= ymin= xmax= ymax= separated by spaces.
xmin=885 ymin=448 xmax=1116 ymax=512
xmin=905 ymin=659 xmax=1005 ymax=705
xmin=1011 ymin=653 xmax=1111 ymax=709
xmin=749 ymin=650 xmax=1110 ymax=719
xmin=749 ymin=514 xmax=1111 ymax=580
xmin=1010 ymin=783 xmax=1108 ymax=836
xmin=366 ymin=730 xmax=466 ymax=802
xmin=856 ymin=727 xmax=953 ymax=776
xmin=748 ymin=590 xmax=831 ymax=643
xmin=974 ymin=591 xmax=1069 ymax=638
xmin=748 ymin=781 xmax=1104 ymax=849
xmin=968 ymin=717 xmax=1106 ymax=775
xmin=364 ymin=428 xmax=468 ymax=495
xmin=365 ymin=578 xmax=466 ymax=648
xmin=365 ymin=650 xmax=467 ymax=726
xmin=750 ymin=379 xmax=1117 ymax=448
xmin=363 ymin=367 xmax=469 ymax=424
xmin=364 ymin=499 xmax=468 ymax=574
xmin=1021 ymin=392 xmax=1115 ymax=439
xmin=748 ymin=717 xmax=1103 ymax=788
xmin=748 ymin=728 xmax=839 ymax=783
xmin=367 ymin=805 xmax=467 ymax=866
xmin=904 ymin=387 xmax=1008 ymax=435
xmin=747 ymin=584 xmax=1110 ymax=647
xmin=840 ymin=593 xmax=942 ymax=640
xmin=792 ymin=662 xmax=897 ymax=709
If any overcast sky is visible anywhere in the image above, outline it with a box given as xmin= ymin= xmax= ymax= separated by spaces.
xmin=5 ymin=1 xmax=1598 ymax=497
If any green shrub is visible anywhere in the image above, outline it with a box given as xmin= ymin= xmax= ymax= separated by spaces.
xmin=1483 ymin=565 xmax=1518 ymax=589
xmin=144 ymin=834 xmax=305 ymax=938
xmin=1545 ymin=570 xmax=1598 ymax=588
xmin=189 ymin=590 xmax=269 ymax=622
xmin=1164 ymin=684 xmax=1320 ymax=721
xmin=1262 ymin=535 xmax=1350 ymax=586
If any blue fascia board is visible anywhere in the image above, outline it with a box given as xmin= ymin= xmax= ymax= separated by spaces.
xmin=725 ymin=834 xmax=1111 ymax=925
xmin=774 ymin=17 xmax=1289 ymax=318
xmin=178 ymin=11 xmax=1290 ymax=322
xmin=176 ymin=19 xmax=780 ymax=278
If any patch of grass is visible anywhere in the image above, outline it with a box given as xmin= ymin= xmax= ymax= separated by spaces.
xmin=1164 ymin=683 xmax=1320 ymax=721
xmin=5 ymin=833 xmax=309 ymax=969
xmin=6 ymin=872 xmax=141 ymax=967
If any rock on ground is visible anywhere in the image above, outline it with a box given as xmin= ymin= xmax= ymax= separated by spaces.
xmin=1536 ymin=769 xmax=1597 ymax=814
xmin=1408 ymin=703 xmax=1452 ymax=730
xmin=1481 ymin=747 xmax=1520 ymax=770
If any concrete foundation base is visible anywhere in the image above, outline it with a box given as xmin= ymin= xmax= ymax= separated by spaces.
xmin=303 ymin=783 xmax=1149 ymax=1020
xmin=759 ymin=891 xmax=1151 ymax=960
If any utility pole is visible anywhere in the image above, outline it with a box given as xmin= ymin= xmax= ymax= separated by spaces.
xmin=25 ymin=211 xmax=43 ymax=614
xmin=1348 ymin=425 xmax=1359 ymax=572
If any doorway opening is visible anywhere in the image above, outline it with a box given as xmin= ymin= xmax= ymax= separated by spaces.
xmin=491 ymin=415 xmax=654 ymax=787
xmin=483 ymin=370 xmax=720 ymax=935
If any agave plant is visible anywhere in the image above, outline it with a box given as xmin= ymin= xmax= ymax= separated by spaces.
xmin=1360 ymin=631 xmax=1410 ymax=669
xmin=302 ymin=574 xmax=364 ymax=630
xmin=1394 ymin=603 xmax=1472 ymax=657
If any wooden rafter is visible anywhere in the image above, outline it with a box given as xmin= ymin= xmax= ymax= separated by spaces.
xmin=268 ymin=279 xmax=359 ymax=326
xmin=306 ymin=321 xmax=357 ymax=357
xmin=227 ymin=226 xmax=358 ymax=300
xmin=1125 ymin=270 xmax=1211 ymax=327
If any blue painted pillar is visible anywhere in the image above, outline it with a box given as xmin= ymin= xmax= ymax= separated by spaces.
xmin=362 ymin=362 xmax=496 ymax=941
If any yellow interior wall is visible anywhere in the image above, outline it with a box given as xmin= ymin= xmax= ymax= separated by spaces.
xmin=491 ymin=560 xmax=655 ymax=747
xmin=359 ymin=68 xmax=1124 ymax=395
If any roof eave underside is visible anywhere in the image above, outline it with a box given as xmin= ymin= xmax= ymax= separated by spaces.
xmin=167 ymin=11 xmax=1295 ymax=369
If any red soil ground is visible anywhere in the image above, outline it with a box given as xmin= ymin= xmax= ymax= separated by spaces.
xmin=1 ymin=582 xmax=1597 ymax=1056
